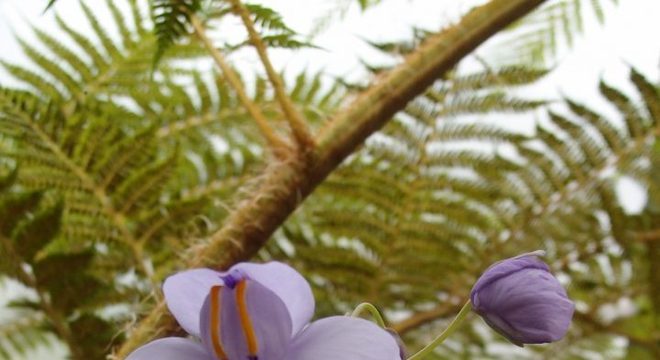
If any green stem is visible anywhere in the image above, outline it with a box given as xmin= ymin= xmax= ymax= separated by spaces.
xmin=407 ymin=301 xmax=472 ymax=360
xmin=351 ymin=302 xmax=387 ymax=328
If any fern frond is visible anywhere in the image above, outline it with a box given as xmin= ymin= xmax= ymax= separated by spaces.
xmin=244 ymin=3 xmax=295 ymax=34
xmin=0 ymin=90 xmax=179 ymax=269
xmin=0 ymin=310 xmax=52 ymax=360
xmin=491 ymin=0 xmax=619 ymax=65
xmin=599 ymin=80 xmax=649 ymax=138
xmin=151 ymin=0 xmax=201 ymax=66
xmin=630 ymin=68 xmax=660 ymax=123
xmin=0 ymin=173 xmax=118 ymax=358
xmin=440 ymin=92 xmax=546 ymax=117
xmin=79 ymin=1 xmax=122 ymax=59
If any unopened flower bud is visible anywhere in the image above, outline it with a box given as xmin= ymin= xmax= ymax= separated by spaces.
xmin=470 ymin=251 xmax=574 ymax=346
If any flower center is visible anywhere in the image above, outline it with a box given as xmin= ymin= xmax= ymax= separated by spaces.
xmin=209 ymin=275 xmax=260 ymax=360
xmin=220 ymin=269 xmax=245 ymax=289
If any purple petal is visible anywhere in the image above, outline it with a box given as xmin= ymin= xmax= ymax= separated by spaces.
xmin=230 ymin=262 xmax=314 ymax=335
xmin=472 ymin=267 xmax=574 ymax=344
xmin=200 ymin=280 xmax=292 ymax=360
xmin=287 ymin=316 xmax=401 ymax=360
xmin=479 ymin=312 xmax=524 ymax=346
xmin=163 ymin=268 xmax=222 ymax=336
xmin=125 ymin=337 xmax=213 ymax=360
xmin=471 ymin=251 xmax=549 ymax=300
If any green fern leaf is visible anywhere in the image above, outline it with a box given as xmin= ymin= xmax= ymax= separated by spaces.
xmin=12 ymin=201 xmax=63 ymax=262
xmin=151 ymin=0 xmax=201 ymax=67
xmin=70 ymin=314 xmax=121 ymax=359
xmin=244 ymin=3 xmax=294 ymax=34
xmin=630 ymin=68 xmax=660 ymax=124
xmin=0 ymin=192 xmax=43 ymax=236
xmin=0 ymin=311 xmax=52 ymax=360
xmin=494 ymin=0 xmax=619 ymax=65
xmin=599 ymin=80 xmax=648 ymax=138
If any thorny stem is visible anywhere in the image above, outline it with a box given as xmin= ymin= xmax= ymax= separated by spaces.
xmin=406 ymin=301 xmax=472 ymax=360
xmin=229 ymin=0 xmax=314 ymax=150
xmin=189 ymin=13 xmax=290 ymax=156
xmin=351 ymin=302 xmax=387 ymax=328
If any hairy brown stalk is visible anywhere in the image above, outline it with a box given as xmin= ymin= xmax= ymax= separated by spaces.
xmin=114 ymin=0 xmax=546 ymax=357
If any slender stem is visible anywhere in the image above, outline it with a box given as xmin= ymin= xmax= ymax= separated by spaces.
xmin=229 ymin=0 xmax=314 ymax=149
xmin=407 ymin=301 xmax=472 ymax=360
xmin=351 ymin=302 xmax=387 ymax=328
xmin=189 ymin=13 xmax=289 ymax=155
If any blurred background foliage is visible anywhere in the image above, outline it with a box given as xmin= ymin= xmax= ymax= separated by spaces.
xmin=0 ymin=0 xmax=657 ymax=358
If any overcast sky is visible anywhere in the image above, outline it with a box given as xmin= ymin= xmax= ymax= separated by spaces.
xmin=0 ymin=0 xmax=658 ymax=358
xmin=2 ymin=0 xmax=658 ymax=87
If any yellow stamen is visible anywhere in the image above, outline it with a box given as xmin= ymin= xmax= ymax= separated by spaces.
xmin=210 ymin=285 xmax=228 ymax=360
xmin=236 ymin=280 xmax=259 ymax=356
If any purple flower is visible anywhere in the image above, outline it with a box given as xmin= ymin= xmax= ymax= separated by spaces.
xmin=126 ymin=262 xmax=400 ymax=360
xmin=470 ymin=251 xmax=574 ymax=346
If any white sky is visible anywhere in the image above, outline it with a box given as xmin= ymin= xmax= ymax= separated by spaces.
xmin=1 ymin=0 xmax=658 ymax=94
xmin=0 ymin=0 xmax=658 ymax=358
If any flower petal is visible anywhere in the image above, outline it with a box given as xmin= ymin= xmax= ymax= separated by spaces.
xmin=471 ymin=251 xmax=549 ymax=301
xmin=163 ymin=268 xmax=222 ymax=336
xmin=473 ymin=268 xmax=574 ymax=344
xmin=287 ymin=316 xmax=401 ymax=360
xmin=231 ymin=262 xmax=314 ymax=335
xmin=479 ymin=312 xmax=524 ymax=347
xmin=200 ymin=280 xmax=292 ymax=360
xmin=125 ymin=337 xmax=213 ymax=360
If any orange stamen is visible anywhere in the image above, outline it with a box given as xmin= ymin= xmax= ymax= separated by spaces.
xmin=210 ymin=285 xmax=228 ymax=360
xmin=236 ymin=280 xmax=259 ymax=356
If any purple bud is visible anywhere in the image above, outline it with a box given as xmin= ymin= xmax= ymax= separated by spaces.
xmin=470 ymin=251 xmax=574 ymax=346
